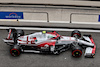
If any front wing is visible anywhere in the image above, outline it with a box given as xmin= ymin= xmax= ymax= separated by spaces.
xmin=84 ymin=37 xmax=96 ymax=57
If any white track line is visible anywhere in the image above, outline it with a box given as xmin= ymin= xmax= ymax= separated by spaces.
xmin=0 ymin=27 xmax=100 ymax=33
xmin=19 ymin=20 xmax=100 ymax=24
xmin=72 ymin=22 xmax=100 ymax=25
xmin=0 ymin=19 xmax=100 ymax=24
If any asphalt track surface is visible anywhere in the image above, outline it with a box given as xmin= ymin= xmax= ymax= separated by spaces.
xmin=0 ymin=29 xmax=100 ymax=67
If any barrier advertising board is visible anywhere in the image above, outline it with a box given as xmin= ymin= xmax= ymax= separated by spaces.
xmin=0 ymin=12 xmax=23 ymax=19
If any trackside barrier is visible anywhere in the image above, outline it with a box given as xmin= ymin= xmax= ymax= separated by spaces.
xmin=70 ymin=13 xmax=100 ymax=23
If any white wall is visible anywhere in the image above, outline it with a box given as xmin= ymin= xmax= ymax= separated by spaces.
xmin=0 ymin=0 xmax=100 ymax=7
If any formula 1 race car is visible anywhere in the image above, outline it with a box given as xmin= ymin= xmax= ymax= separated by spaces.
xmin=3 ymin=29 xmax=96 ymax=58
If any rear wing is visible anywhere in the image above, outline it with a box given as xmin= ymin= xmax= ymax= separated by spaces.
xmin=6 ymin=28 xmax=18 ymax=44
xmin=6 ymin=28 xmax=16 ymax=39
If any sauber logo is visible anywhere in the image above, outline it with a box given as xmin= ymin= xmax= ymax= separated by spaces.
xmin=5 ymin=12 xmax=21 ymax=18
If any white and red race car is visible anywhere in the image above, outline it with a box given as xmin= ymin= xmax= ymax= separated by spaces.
xmin=3 ymin=29 xmax=96 ymax=58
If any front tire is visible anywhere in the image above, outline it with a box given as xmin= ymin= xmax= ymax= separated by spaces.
xmin=72 ymin=49 xmax=82 ymax=57
xmin=72 ymin=45 xmax=82 ymax=57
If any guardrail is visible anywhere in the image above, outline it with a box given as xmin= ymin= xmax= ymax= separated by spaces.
xmin=0 ymin=11 xmax=49 ymax=22
xmin=70 ymin=13 xmax=100 ymax=23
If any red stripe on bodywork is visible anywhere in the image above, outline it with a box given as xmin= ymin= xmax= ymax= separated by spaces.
xmin=27 ymin=36 xmax=28 ymax=44
xmin=90 ymin=37 xmax=96 ymax=54
xmin=38 ymin=41 xmax=56 ymax=47
xmin=8 ymin=29 xmax=12 ymax=39
xmin=18 ymin=39 xmax=27 ymax=42
xmin=47 ymin=32 xmax=60 ymax=37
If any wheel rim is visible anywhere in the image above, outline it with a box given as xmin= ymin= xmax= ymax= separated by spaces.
xmin=72 ymin=50 xmax=82 ymax=57
xmin=10 ymin=49 xmax=20 ymax=56
xmin=73 ymin=33 xmax=81 ymax=38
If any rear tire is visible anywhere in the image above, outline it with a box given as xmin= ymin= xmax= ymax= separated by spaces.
xmin=10 ymin=49 xmax=21 ymax=57
xmin=10 ymin=45 xmax=21 ymax=57
xmin=71 ymin=30 xmax=81 ymax=39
